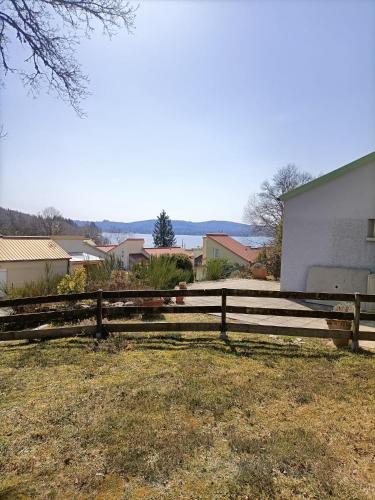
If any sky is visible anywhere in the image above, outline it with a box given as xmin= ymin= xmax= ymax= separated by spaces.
xmin=1 ymin=0 xmax=374 ymax=223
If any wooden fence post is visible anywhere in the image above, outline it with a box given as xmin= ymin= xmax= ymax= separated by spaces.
xmin=351 ymin=292 xmax=360 ymax=352
xmin=96 ymin=289 xmax=104 ymax=340
xmin=220 ymin=288 xmax=228 ymax=340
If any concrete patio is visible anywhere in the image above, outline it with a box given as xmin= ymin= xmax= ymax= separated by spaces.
xmin=186 ymin=278 xmax=375 ymax=349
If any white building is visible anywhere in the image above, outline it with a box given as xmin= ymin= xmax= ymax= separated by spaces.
xmin=280 ymin=151 xmax=375 ymax=294
xmin=51 ymin=235 xmax=106 ymax=271
xmin=98 ymin=238 xmax=149 ymax=269
xmin=0 ymin=236 xmax=70 ymax=288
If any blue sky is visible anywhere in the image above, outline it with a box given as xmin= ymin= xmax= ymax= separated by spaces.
xmin=1 ymin=0 xmax=374 ymax=223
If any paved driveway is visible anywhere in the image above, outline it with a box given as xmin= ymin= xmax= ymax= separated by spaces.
xmin=186 ymin=278 xmax=375 ymax=349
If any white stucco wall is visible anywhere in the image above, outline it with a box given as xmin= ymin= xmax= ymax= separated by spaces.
xmin=0 ymin=259 xmax=69 ymax=288
xmin=110 ymin=240 xmax=146 ymax=269
xmin=280 ymin=159 xmax=375 ymax=292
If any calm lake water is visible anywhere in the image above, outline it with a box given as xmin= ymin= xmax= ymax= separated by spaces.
xmin=103 ymin=232 xmax=271 ymax=249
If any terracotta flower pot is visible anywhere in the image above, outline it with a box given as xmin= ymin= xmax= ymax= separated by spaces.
xmin=141 ymin=297 xmax=164 ymax=320
xmin=326 ymin=319 xmax=352 ymax=348
xmin=143 ymin=298 xmax=164 ymax=308
xmin=250 ymin=263 xmax=267 ymax=280
xmin=176 ymin=282 xmax=187 ymax=305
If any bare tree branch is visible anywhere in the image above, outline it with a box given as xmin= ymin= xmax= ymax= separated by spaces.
xmin=0 ymin=0 xmax=136 ymax=115
xmin=243 ymin=164 xmax=313 ymax=236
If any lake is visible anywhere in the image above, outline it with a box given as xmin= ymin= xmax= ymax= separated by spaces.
xmin=103 ymin=232 xmax=271 ymax=249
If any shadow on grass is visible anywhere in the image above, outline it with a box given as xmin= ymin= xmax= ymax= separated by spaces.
xmin=97 ymin=335 xmax=365 ymax=361
xmin=1 ymin=334 xmax=373 ymax=366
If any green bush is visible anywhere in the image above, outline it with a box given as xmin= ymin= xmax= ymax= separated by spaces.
xmin=169 ymin=254 xmax=194 ymax=283
xmin=205 ymin=258 xmax=232 ymax=281
xmin=57 ymin=267 xmax=87 ymax=294
xmin=1 ymin=263 xmax=62 ymax=299
xmin=131 ymin=256 xmax=191 ymax=290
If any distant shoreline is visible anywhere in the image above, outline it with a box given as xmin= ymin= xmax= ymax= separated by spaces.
xmin=103 ymin=232 xmax=272 ymax=249
xmin=75 ymin=219 xmax=271 ymax=238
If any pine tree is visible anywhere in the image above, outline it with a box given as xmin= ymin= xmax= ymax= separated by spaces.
xmin=153 ymin=210 xmax=176 ymax=247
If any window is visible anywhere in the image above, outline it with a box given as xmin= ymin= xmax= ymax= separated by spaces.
xmin=213 ymin=248 xmax=219 ymax=258
xmin=367 ymin=219 xmax=375 ymax=240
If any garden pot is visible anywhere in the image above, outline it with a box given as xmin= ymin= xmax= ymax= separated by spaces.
xmin=250 ymin=263 xmax=267 ymax=280
xmin=326 ymin=319 xmax=352 ymax=348
xmin=176 ymin=282 xmax=187 ymax=305
xmin=143 ymin=298 xmax=164 ymax=308
xmin=141 ymin=297 xmax=164 ymax=320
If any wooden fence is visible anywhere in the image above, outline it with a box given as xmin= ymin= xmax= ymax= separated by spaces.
xmin=1 ymin=288 xmax=375 ymax=352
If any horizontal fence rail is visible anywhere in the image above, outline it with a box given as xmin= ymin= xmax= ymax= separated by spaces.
xmin=0 ymin=288 xmax=374 ymax=351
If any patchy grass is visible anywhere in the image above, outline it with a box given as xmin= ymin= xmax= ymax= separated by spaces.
xmin=0 ymin=314 xmax=374 ymax=499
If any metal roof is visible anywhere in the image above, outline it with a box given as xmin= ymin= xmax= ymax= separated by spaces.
xmin=280 ymin=151 xmax=375 ymax=201
xmin=0 ymin=237 xmax=71 ymax=262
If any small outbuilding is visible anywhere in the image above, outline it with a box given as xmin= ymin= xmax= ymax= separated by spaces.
xmin=0 ymin=236 xmax=70 ymax=288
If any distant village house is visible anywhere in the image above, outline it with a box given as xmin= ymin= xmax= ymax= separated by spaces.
xmin=202 ymin=233 xmax=261 ymax=267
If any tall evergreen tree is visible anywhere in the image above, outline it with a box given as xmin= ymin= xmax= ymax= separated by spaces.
xmin=153 ymin=210 xmax=176 ymax=247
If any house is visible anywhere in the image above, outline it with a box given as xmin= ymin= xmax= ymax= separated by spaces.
xmin=202 ymin=233 xmax=261 ymax=266
xmin=98 ymin=238 xmax=149 ymax=269
xmin=0 ymin=236 xmax=70 ymax=288
xmin=96 ymin=244 xmax=117 ymax=253
xmin=51 ymin=235 xmax=106 ymax=271
xmin=280 ymin=151 xmax=375 ymax=294
xmin=95 ymin=239 xmax=196 ymax=270
xmin=51 ymin=236 xmax=107 ymax=259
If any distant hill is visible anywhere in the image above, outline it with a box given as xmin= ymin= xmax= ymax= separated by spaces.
xmin=74 ymin=219 xmax=268 ymax=236
xmin=0 ymin=207 xmax=105 ymax=243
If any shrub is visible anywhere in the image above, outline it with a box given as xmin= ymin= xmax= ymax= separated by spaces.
xmin=86 ymin=255 xmax=123 ymax=287
xmin=88 ymin=270 xmax=132 ymax=292
xmin=205 ymin=258 xmax=232 ymax=281
xmin=228 ymin=263 xmax=251 ymax=279
xmin=131 ymin=256 xmax=191 ymax=290
xmin=255 ymin=244 xmax=280 ymax=280
xmin=169 ymin=254 xmax=194 ymax=283
xmin=57 ymin=267 xmax=86 ymax=294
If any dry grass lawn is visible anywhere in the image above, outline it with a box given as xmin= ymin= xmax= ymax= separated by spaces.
xmin=0 ymin=314 xmax=374 ymax=499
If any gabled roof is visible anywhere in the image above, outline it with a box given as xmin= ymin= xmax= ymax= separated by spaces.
xmin=0 ymin=236 xmax=70 ymax=262
xmin=280 ymin=151 xmax=375 ymax=201
xmin=205 ymin=233 xmax=260 ymax=263
xmin=96 ymin=245 xmax=116 ymax=253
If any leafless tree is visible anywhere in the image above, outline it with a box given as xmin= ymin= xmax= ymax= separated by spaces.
xmin=0 ymin=0 xmax=136 ymax=115
xmin=243 ymin=164 xmax=313 ymax=279
xmin=39 ymin=206 xmax=63 ymax=234
xmin=244 ymin=164 xmax=313 ymax=235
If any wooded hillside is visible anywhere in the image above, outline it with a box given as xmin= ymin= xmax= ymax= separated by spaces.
xmin=0 ymin=207 xmax=106 ymax=243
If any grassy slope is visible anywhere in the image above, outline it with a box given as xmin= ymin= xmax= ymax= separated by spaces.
xmin=0 ymin=314 xmax=374 ymax=499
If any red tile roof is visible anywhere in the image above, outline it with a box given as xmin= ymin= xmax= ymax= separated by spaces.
xmin=206 ymin=233 xmax=261 ymax=263
xmin=96 ymin=245 xmax=116 ymax=253
xmin=144 ymin=247 xmax=194 ymax=258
